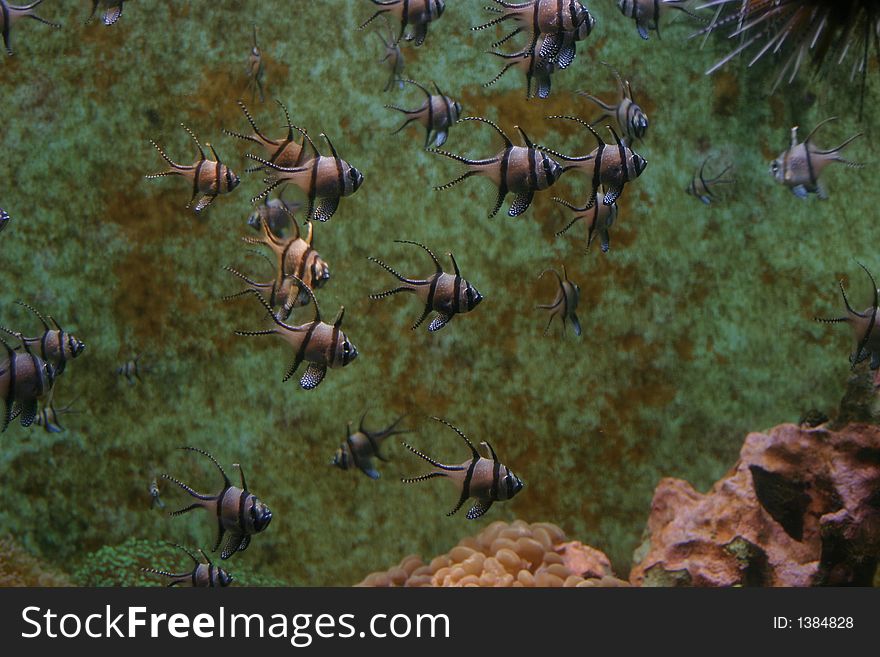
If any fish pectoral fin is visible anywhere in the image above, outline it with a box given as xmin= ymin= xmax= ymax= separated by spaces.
xmin=362 ymin=466 xmax=381 ymax=480
xmin=466 ymin=498 xmax=493 ymax=520
xmin=428 ymin=313 xmax=453 ymax=332
xmin=790 ymin=185 xmax=809 ymax=199
xmin=508 ymin=191 xmax=534 ymax=217
xmin=221 ymin=533 xmax=250 ymax=560
xmin=637 ymin=23 xmax=650 ymax=40
xmin=104 ymin=5 xmax=123 ymax=24
xmin=313 ymin=196 xmax=340 ymax=222
xmin=570 ymin=313 xmax=582 ymax=337
xmin=433 ymin=130 xmax=448 ymax=148
xmin=536 ymin=76 xmax=552 ymax=99
xmin=193 ymin=194 xmax=217 ymax=214
xmin=557 ymin=45 xmax=576 ymax=69
xmin=300 ymin=363 xmax=327 ymax=390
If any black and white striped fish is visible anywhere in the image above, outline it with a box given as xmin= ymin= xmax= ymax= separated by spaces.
xmin=162 ymin=447 xmax=272 ymax=560
xmin=814 ymin=263 xmax=880 ymax=371
xmin=0 ymin=333 xmax=56 ymax=432
xmin=149 ymin=477 xmax=165 ymax=510
xmin=686 ymin=156 xmax=735 ymax=204
xmin=245 ymin=24 xmax=265 ymax=103
xmin=537 ymin=264 xmax=581 ymax=336
xmin=579 ymin=64 xmax=648 ymax=143
xmin=117 ymin=355 xmax=147 ymax=384
xmin=146 ymin=124 xmax=240 ymax=214
xmin=32 ymin=397 xmax=78 ymax=433
xmin=86 ymin=0 xmax=126 ymax=26
xmin=225 ymin=100 xmax=308 ymax=173
xmin=556 ymin=189 xmax=619 ymax=253
xmin=485 ymin=32 xmax=559 ymax=99
xmin=402 ymin=417 xmax=524 ymax=520
xmin=359 ymin=0 xmax=446 ymax=47
xmin=0 ymin=208 xmax=9 ymax=234
xmin=0 ymin=301 xmax=85 ymax=375
xmin=369 ymin=240 xmax=483 ymax=332
xmin=0 ymin=0 xmax=59 ymax=56
xmin=617 ymin=0 xmax=697 ymax=40
xmin=142 ymin=544 xmax=233 ymax=587
xmin=431 ymin=116 xmax=564 ymax=218
xmin=332 ymin=412 xmax=409 ymax=480
xmin=386 ymin=79 xmax=462 ymax=148
xmin=374 ymin=14 xmax=405 ymax=92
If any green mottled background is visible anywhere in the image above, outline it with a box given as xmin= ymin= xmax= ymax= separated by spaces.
xmin=0 ymin=0 xmax=876 ymax=586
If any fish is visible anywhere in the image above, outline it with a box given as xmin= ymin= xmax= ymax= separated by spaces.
xmin=401 ymin=417 xmax=524 ymax=519
xmin=245 ymin=24 xmax=265 ymax=103
xmin=224 ymin=100 xmax=308 ymax=173
xmin=541 ymin=114 xmax=647 ymax=208
xmin=374 ymin=14 xmax=405 ymax=92
xmin=555 ymin=188 xmax=619 ymax=253
xmin=0 ymin=0 xmax=60 ymax=56
xmin=234 ymin=278 xmax=358 ymax=390
xmin=149 ymin=477 xmax=165 ymax=510
xmin=537 ymin=264 xmax=581 ymax=336
xmin=246 ymin=194 xmax=301 ymax=236
xmin=86 ymin=0 xmax=126 ymax=26
xmin=247 ymin=128 xmax=364 ymax=223
xmin=686 ymin=156 xmax=735 ymax=205
xmin=32 ymin=397 xmax=79 ymax=433
xmin=239 ymin=213 xmax=330 ymax=311
xmin=0 ymin=208 xmax=9 ymax=234
xmin=0 ymin=301 xmax=85 ymax=375
xmin=0 ymin=333 xmax=56 ymax=432
xmin=369 ymin=240 xmax=483 ymax=332
xmin=359 ymin=0 xmax=446 ymax=47
xmin=814 ymin=263 xmax=880 ymax=371
xmin=117 ymin=355 xmax=146 ymax=384
xmin=332 ymin=412 xmax=410 ymax=480
xmin=430 ymin=116 xmax=564 ymax=218
xmin=616 ymin=0 xmax=698 ymax=40
xmin=485 ymin=34 xmax=559 ymax=99
xmin=141 ymin=544 xmax=234 ymax=587
xmin=578 ymin=64 xmax=649 ymax=143
xmin=386 ymin=79 xmax=463 ymax=148
xmin=770 ymin=117 xmax=864 ymax=200
xmin=162 ymin=446 xmax=272 ymax=560
xmin=145 ymin=124 xmax=240 ymax=214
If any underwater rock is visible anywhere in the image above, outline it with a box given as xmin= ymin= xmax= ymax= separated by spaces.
xmin=630 ymin=423 xmax=880 ymax=586
xmin=356 ymin=520 xmax=628 ymax=587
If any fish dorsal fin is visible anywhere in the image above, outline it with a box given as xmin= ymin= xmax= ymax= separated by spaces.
xmin=402 ymin=78 xmax=432 ymax=100
xmin=803 ymin=116 xmax=838 ymax=146
xmin=481 ymin=440 xmax=499 ymax=464
xmin=539 ymin=268 xmax=564 ymax=289
xmin=297 ymin=127 xmax=320 ymax=160
xmin=285 ymin=273 xmax=320 ymax=323
xmin=432 ymin=80 xmax=445 ymax=97
xmin=431 ymin=416 xmax=480 ymax=460
xmin=607 ymin=124 xmax=624 ymax=147
xmin=198 ymin=548 xmax=214 ymax=567
xmin=321 ymin=133 xmax=340 ymax=162
xmin=181 ymin=124 xmax=206 ymax=161
xmin=852 ymin=262 xmax=879 ymax=370
xmin=395 ymin=239 xmax=442 ymax=274
xmin=333 ymin=306 xmax=345 ymax=328
xmin=515 ymin=125 xmax=533 ymax=148
xmin=459 ymin=116 xmax=511 ymax=148
xmin=275 ymin=99 xmax=296 ymax=142
xmin=172 ymin=543 xmax=200 ymax=565
xmin=208 ymin=143 xmax=222 ymax=164
xmin=234 ymin=462 xmax=248 ymax=491
xmin=181 ymin=446 xmax=231 ymax=488
xmin=449 ymin=252 xmax=461 ymax=277
xmin=16 ymin=300 xmax=50 ymax=331
xmin=359 ymin=411 xmax=368 ymax=434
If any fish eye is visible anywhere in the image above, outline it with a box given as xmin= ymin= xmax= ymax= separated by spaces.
xmin=771 ymin=161 xmax=779 ymax=172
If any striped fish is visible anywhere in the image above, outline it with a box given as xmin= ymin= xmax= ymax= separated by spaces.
xmin=247 ymin=128 xmax=363 ymax=223
xmin=485 ymin=33 xmax=558 ymax=99
xmin=0 ymin=333 xmax=56 ymax=432
xmin=142 ymin=544 xmax=233 ymax=587
xmin=374 ymin=14 xmax=405 ymax=92
xmin=770 ymin=117 xmax=864 ymax=200
xmin=402 ymin=417 xmax=524 ymax=520
xmin=145 ymin=123 xmax=240 ymax=214
xmin=117 ymin=355 xmax=145 ymax=385
xmin=430 ymin=116 xmax=564 ymax=218
xmin=578 ymin=64 xmax=648 ymax=143
xmin=224 ymin=100 xmax=307 ymax=173
xmin=239 ymin=214 xmax=330 ymax=314
xmin=1 ymin=0 xmax=59 ymax=56
xmin=247 ymin=195 xmax=301 ymax=236
xmin=234 ymin=278 xmax=358 ymax=390
xmin=332 ymin=412 xmax=410 ymax=480
xmin=386 ymin=79 xmax=462 ymax=149
xmin=556 ymin=188 xmax=619 ymax=253
xmin=359 ymin=0 xmax=446 ymax=48
xmin=537 ymin=264 xmax=581 ymax=336
xmin=686 ymin=156 xmax=735 ymax=205
xmin=0 ymin=301 xmax=85 ymax=375
xmin=617 ymin=0 xmax=697 ymax=40
xmin=369 ymin=240 xmax=483 ymax=332
xmin=814 ymin=263 xmax=880 ymax=371
xmin=86 ymin=0 xmax=125 ymax=26
xmin=33 ymin=397 xmax=78 ymax=433
xmin=543 ymin=114 xmax=647 ymax=208
xmin=0 ymin=208 xmax=9 ymax=234
xmin=149 ymin=477 xmax=165 ymax=510
xmin=162 ymin=447 xmax=272 ymax=560
xmin=245 ymin=24 xmax=265 ymax=103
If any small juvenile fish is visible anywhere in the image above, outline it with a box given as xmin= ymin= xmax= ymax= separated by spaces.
xmin=245 ymin=24 xmax=265 ymax=103
xmin=224 ymin=100 xmax=308 ymax=173
xmin=86 ymin=0 xmax=126 ymax=26
xmin=33 ymin=397 xmax=78 ymax=433
xmin=247 ymin=195 xmax=301 ymax=236
xmin=401 ymin=417 xmax=523 ymax=519
xmin=146 ymin=124 xmax=240 ymax=214
xmin=617 ymin=0 xmax=697 ymax=40
xmin=149 ymin=477 xmax=165 ymax=510
xmin=814 ymin=263 xmax=880 ymax=371
xmin=578 ymin=64 xmax=648 ymax=143
xmin=374 ymin=15 xmax=404 ymax=92
xmin=431 ymin=116 xmax=563 ymax=217
xmin=0 ymin=301 xmax=85 ymax=375
xmin=234 ymin=279 xmax=358 ymax=390
xmin=542 ymin=114 xmax=647 ymax=208
xmin=247 ymin=128 xmax=363 ymax=223
xmin=117 ymin=354 xmax=146 ymax=384
xmin=0 ymin=208 xmax=9 ymax=234
xmin=162 ymin=447 xmax=272 ymax=560
xmin=386 ymin=79 xmax=462 ymax=148
xmin=770 ymin=117 xmax=864 ymax=200
xmin=369 ymin=240 xmax=483 ymax=332
xmin=359 ymin=0 xmax=446 ymax=47
xmin=686 ymin=156 xmax=735 ymax=205
xmin=142 ymin=544 xmax=233 ymax=587
xmin=0 ymin=0 xmax=60 ymax=56
xmin=0 ymin=333 xmax=56 ymax=432
xmin=332 ymin=412 xmax=409 ymax=480
xmin=556 ymin=188 xmax=619 ymax=253
xmin=537 ymin=264 xmax=581 ymax=336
